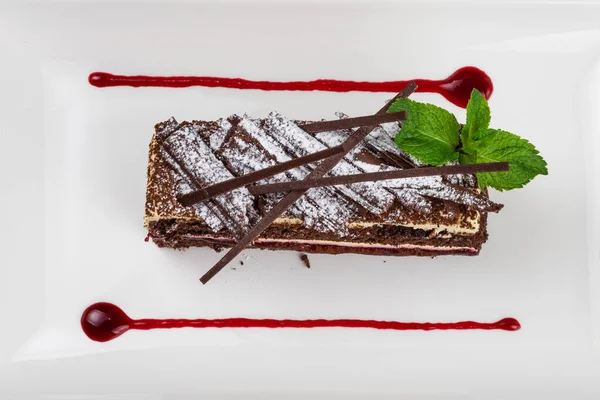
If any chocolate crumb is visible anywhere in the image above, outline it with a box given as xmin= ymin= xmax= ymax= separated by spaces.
xmin=240 ymin=261 xmax=244 ymax=265
xmin=300 ymin=253 xmax=311 ymax=269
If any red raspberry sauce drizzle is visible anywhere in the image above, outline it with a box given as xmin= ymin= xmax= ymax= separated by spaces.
xmin=88 ymin=66 xmax=493 ymax=109
xmin=81 ymin=302 xmax=520 ymax=343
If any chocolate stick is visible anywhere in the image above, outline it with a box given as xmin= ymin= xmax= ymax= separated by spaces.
xmin=248 ymin=162 xmax=509 ymax=195
xmin=177 ymin=111 xmax=406 ymax=206
xmin=200 ymin=82 xmax=417 ymax=284
xmin=297 ymin=111 xmax=406 ymax=133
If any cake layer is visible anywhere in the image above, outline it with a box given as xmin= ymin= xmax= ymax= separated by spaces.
xmin=152 ymin=235 xmax=480 ymax=257
xmin=147 ymin=209 xmax=488 ymax=255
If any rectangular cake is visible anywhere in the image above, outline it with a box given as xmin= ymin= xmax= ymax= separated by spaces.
xmin=144 ymin=112 xmax=502 ymax=256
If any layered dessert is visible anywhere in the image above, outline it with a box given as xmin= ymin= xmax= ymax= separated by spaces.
xmin=144 ymin=112 xmax=503 ymax=256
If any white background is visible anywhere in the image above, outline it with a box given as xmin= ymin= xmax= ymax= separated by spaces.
xmin=1 ymin=1 xmax=600 ymax=398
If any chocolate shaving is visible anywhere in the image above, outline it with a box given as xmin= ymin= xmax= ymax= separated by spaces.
xmin=300 ymin=254 xmax=311 ymax=269
xmin=200 ymin=82 xmax=418 ymax=284
xmin=248 ymin=162 xmax=509 ymax=196
xmin=298 ymin=111 xmax=406 ymax=133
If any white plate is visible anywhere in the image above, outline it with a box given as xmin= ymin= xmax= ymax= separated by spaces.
xmin=2 ymin=0 xmax=600 ymax=398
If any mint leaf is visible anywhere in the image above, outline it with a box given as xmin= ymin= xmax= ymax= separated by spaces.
xmin=388 ymin=98 xmax=460 ymax=166
xmin=464 ymin=129 xmax=548 ymax=191
xmin=463 ymin=89 xmax=491 ymax=148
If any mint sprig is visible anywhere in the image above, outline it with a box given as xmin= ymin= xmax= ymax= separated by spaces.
xmin=388 ymin=89 xmax=548 ymax=191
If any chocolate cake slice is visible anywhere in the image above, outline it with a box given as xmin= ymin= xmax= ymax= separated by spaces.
xmin=144 ymin=112 xmax=503 ymax=256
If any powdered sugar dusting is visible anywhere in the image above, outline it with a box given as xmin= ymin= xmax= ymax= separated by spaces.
xmin=155 ymin=117 xmax=179 ymax=141
xmin=161 ymin=125 xmax=256 ymax=236
xmin=160 ymin=149 xmax=225 ymax=232
xmin=314 ymin=124 xmax=434 ymax=214
xmin=194 ymin=118 xmax=232 ymax=151
xmin=259 ymin=128 xmax=357 ymax=232
xmin=390 ymin=189 xmax=434 ymax=214
xmin=218 ymin=122 xmax=295 ymax=216
xmin=266 ymin=112 xmax=394 ymax=214
xmin=238 ymin=115 xmax=355 ymax=233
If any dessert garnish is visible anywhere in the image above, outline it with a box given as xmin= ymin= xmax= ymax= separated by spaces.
xmin=389 ymin=89 xmax=548 ymax=190
xmin=89 ymin=66 xmax=492 ymax=108
xmin=81 ymin=302 xmax=520 ymax=343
